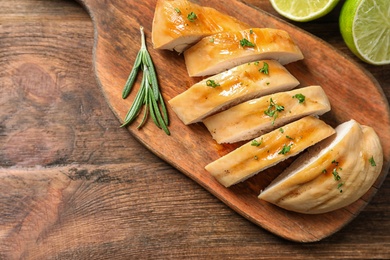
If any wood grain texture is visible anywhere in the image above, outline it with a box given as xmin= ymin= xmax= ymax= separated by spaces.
xmin=77 ymin=0 xmax=390 ymax=242
xmin=0 ymin=0 xmax=389 ymax=258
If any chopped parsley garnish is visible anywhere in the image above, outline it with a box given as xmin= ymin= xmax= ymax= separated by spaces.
xmin=209 ymin=37 xmax=215 ymax=43
xmin=278 ymin=144 xmax=292 ymax=155
xmin=206 ymin=79 xmax=220 ymax=88
xmin=264 ymin=98 xmax=284 ymax=124
xmin=332 ymin=168 xmax=341 ymax=181
xmin=251 ymin=139 xmax=262 ymax=147
xmin=369 ymin=156 xmax=376 ymax=166
xmin=279 ymin=128 xmax=284 ymax=133
xmin=174 ymin=7 xmax=181 ymax=14
xmin=254 ymin=61 xmax=259 ymax=66
xmin=249 ymin=29 xmax=253 ymax=34
xmin=258 ymin=62 xmax=269 ymax=75
xmin=239 ymin=38 xmax=255 ymax=47
xmin=293 ymin=93 xmax=305 ymax=103
xmin=187 ymin=12 xmax=197 ymax=22
xmin=286 ymin=135 xmax=293 ymax=140
xmin=327 ymin=161 xmax=345 ymax=193
xmin=337 ymin=182 xmax=344 ymax=193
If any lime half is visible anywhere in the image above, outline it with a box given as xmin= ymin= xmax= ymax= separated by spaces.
xmin=340 ymin=0 xmax=390 ymax=65
xmin=270 ymin=0 xmax=340 ymax=22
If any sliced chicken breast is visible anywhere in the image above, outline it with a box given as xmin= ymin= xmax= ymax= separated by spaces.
xmin=169 ymin=60 xmax=299 ymax=125
xmin=152 ymin=0 xmax=250 ymax=53
xmin=258 ymin=119 xmax=383 ymax=214
xmin=203 ymin=86 xmax=331 ymax=144
xmin=184 ymin=28 xmax=304 ymax=77
xmin=205 ymin=116 xmax=335 ymax=187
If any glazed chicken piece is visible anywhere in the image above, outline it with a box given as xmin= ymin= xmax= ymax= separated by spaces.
xmin=203 ymin=85 xmax=331 ymax=144
xmin=169 ymin=60 xmax=299 ymax=125
xmin=152 ymin=0 xmax=250 ymax=53
xmin=184 ymin=28 xmax=304 ymax=77
xmin=258 ymin=119 xmax=383 ymax=214
xmin=205 ymin=116 xmax=335 ymax=187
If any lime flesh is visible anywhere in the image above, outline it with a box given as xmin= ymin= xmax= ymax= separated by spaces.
xmin=270 ymin=0 xmax=340 ymax=22
xmin=340 ymin=0 xmax=390 ymax=65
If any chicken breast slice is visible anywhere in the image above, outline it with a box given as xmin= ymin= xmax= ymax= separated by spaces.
xmin=205 ymin=116 xmax=335 ymax=187
xmin=203 ymin=85 xmax=331 ymax=144
xmin=169 ymin=60 xmax=299 ymax=125
xmin=258 ymin=119 xmax=383 ymax=214
xmin=152 ymin=0 xmax=250 ymax=53
xmin=184 ymin=28 xmax=304 ymax=77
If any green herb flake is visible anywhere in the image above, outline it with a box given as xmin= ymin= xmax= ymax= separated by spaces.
xmin=293 ymin=93 xmax=305 ymax=103
xmin=209 ymin=37 xmax=215 ymax=43
xmin=286 ymin=135 xmax=293 ymax=140
xmin=249 ymin=29 xmax=253 ymax=34
xmin=369 ymin=156 xmax=377 ymax=166
xmin=322 ymin=169 xmax=327 ymax=174
xmin=279 ymin=128 xmax=284 ymax=133
xmin=332 ymin=168 xmax=341 ymax=181
xmin=206 ymin=79 xmax=220 ymax=88
xmin=278 ymin=144 xmax=292 ymax=155
xmin=251 ymin=139 xmax=262 ymax=147
xmin=271 ymin=99 xmax=284 ymax=113
xmin=264 ymin=98 xmax=284 ymax=124
xmin=187 ymin=12 xmax=197 ymax=22
xmin=337 ymin=182 xmax=344 ymax=193
xmin=239 ymin=38 xmax=255 ymax=48
xmin=254 ymin=155 xmax=258 ymax=160
xmin=254 ymin=61 xmax=259 ymax=66
xmin=258 ymin=62 xmax=269 ymax=75
xmin=174 ymin=7 xmax=181 ymax=14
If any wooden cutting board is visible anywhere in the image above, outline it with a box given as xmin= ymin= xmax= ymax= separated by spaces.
xmin=78 ymin=0 xmax=390 ymax=242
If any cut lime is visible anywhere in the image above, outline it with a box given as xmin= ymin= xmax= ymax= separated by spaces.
xmin=270 ymin=0 xmax=340 ymax=22
xmin=340 ymin=0 xmax=390 ymax=65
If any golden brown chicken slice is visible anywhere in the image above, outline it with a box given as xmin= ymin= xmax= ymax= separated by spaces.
xmin=203 ymin=86 xmax=331 ymax=144
xmin=169 ymin=60 xmax=299 ymax=125
xmin=258 ymin=119 xmax=383 ymax=214
xmin=152 ymin=0 xmax=250 ymax=53
xmin=184 ymin=28 xmax=304 ymax=77
xmin=205 ymin=116 xmax=335 ymax=187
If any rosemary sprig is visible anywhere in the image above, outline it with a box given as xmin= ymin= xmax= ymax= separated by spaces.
xmin=121 ymin=26 xmax=170 ymax=135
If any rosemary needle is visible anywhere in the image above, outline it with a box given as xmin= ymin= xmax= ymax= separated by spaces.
xmin=121 ymin=26 xmax=170 ymax=135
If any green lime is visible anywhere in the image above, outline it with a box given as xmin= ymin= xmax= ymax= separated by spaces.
xmin=340 ymin=0 xmax=390 ymax=65
xmin=270 ymin=0 xmax=340 ymax=22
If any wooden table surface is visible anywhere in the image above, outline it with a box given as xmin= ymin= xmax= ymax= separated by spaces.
xmin=1 ymin=0 xmax=389 ymax=259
